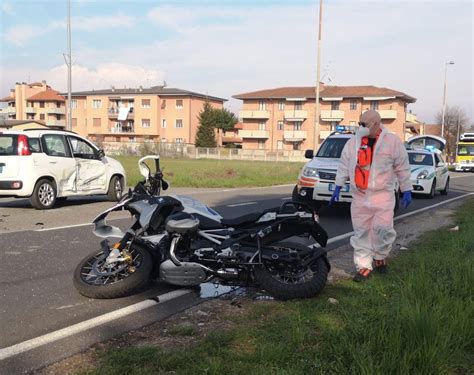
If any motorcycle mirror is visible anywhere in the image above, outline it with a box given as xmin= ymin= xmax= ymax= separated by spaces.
xmin=162 ymin=180 xmax=169 ymax=191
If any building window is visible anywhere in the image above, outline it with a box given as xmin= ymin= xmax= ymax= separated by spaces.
xmin=258 ymin=121 xmax=266 ymax=130
xmin=350 ymin=100 xmax=357 ymax=110
xmin=259 ymin=101 xmax=266 ymax=110
xmin=175 ymin=138 xmax=184 ymax=144
xmin=141 ymin=99 xmax=151 ymax=108
xmin=141 ymin=119 xmax=150 ymax=128
xmin=161 ymin=100 xmax=166 ymax=109
xmin=176 ymin=99 xmax=183 ymax=109
xmin=277 ymin=120 xmax=284 ymax=130
xmin=370 ymin=101 xmax=379 ymax=110
xmin=71 ymin=99 xmax=77 ymax=109
xmin=331 ymin=101 xmax=340 ymax=110
xmin=294 ymin=121 xmax=302 ymax=130
xmin=56 ymin=114 xmax=61 ymax=120
xmin=278 ymin=101 xmax=285 ymax=110
xmin=258 ymin=140 xmax=265 ymax=149
xmin=293 ymin=143 xmax=300 ymax=150
xmin=40 ymin=114 xmax=45 ymax=120
xmin=277 ymin=140 xmax=283 ymax=150
xmin=93 ymin=118 xmax=101 ymax=127
xmin=295 ymin=102 xmax=302 ymax=110
xmin=175 ymin=119 xmax=183 ymax=128
xmin=161 ymin=138 xmax=167 ymax=143
xmin=92 ymin=99 xmax=102 ymax=109
xmin=40 ymin=101 xmax=45 ymax=108
xmin=162 ymin=119 xmax=167 ymax=128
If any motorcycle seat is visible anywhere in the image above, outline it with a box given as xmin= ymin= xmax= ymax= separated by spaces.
xmin=221 ymin=212 xmax=263 ymax=228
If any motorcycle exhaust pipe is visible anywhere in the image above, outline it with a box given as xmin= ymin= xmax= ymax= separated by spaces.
xmin=169 ymin=235 xmax=215 ymax=274
xmin=216 ymin=268 xmax=240 ymax=280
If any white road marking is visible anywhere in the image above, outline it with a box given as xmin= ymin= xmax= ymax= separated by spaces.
xmin=450 ymin=174 xmax=474 ymax=179
xmin=226 ymin=201 xmax=257 ymax=207
xmin=281 ymin=197 xmax=293 ymax=200
xmin=0 ymin=289 xmax=193 ymax=361
xmin=312 ymin=192 xmax=474 ymax=248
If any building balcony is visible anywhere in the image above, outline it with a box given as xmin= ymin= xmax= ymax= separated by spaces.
xmin=320 ymin=110 xmax=344 ymax=121
xmin=284 ymin=110 xmax=308 ymax=121
xmin=48 ymin=107 xmax=66 ymax=115
xmin=238 ymin=130 xmax=269 ymax=139
xmin=110 ymin=126 xmax=135 ymax=134
xmin=283 ymin=130 xmax=307 ymax=142
xmin=405 ymin=112 xmax=417 ymax=123
xmin=239 ymin=110 xmax=270 ymax=119
xmin=25 ymin=107 xmax=36 ymax=114
xmin=0 ymin=107 xmax=16 ymax=115
xmin=46 ymin=120 xmax=66 ymax=127
xmin=108 ymin=107 xmax=134 ymax=119
xmin=378 ymin=110 xmax=398 ymax=119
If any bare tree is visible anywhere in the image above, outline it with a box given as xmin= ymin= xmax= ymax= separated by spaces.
xmin=435 ymin=106 xmax=470 ymax=160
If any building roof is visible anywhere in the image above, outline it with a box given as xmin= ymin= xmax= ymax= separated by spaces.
xmin=27 ymin=89 xmax=65 ymax=102
xmin=65 ymin=86 xmax=227 ymax=102
xmin=233 ymin=85 xmax=416 ymax=103
xmin=0 ymin=95 xmax=14 ymax=102
xmin=0 ymin=119 xmax=46 ymax=128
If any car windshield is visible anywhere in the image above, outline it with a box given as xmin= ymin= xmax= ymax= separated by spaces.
xmin=316 ymin=138 xmax=350 ymax=158
xmin=0 ymin=135 xmax=17 ymax=155
xmin=408 ymin=152 xmax=433 ymax=166
xmin=457 ymin=145 xmax=474 ymax=156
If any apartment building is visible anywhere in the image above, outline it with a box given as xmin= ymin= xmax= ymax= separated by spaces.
xmin=68 ymin=86 xmax=225 ymax=144
xmin=0 ymin=81 xmax=66 ymax=127
xmin=233 ymin=84 xmax=417 ymax=150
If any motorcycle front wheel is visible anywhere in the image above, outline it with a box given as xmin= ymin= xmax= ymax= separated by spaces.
xmin=73 ymin=243 xmax=153 ymax=299
xmin=254 ymin=242 xmax=329 ymax=301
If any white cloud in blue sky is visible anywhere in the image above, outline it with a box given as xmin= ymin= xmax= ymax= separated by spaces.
xmin=0 ymin=0 xmax=472 ymax=123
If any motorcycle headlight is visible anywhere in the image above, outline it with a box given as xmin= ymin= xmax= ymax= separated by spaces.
xmin=302 ymin=167 xmax=319 ymax=178
xmin=417 ymin=170 xmax=429 ymax=179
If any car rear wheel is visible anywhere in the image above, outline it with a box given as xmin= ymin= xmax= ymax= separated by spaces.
xmin=30 ymin=179 xmax=57 ymax=210
xmin=440 ymin=177 xmax=449 ymax=196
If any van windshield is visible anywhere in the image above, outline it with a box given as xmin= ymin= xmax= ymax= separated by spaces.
xmin=0 ymin=135 xmax=17 ymax=155
xmin=457 ymin=145 xmax=474 ymax=156
xmin=316 ymin=138 xmax=350 ymax=158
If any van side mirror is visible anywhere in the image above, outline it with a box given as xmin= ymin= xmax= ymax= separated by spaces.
xmin=304 ymin=150 xmax=314 ymax=159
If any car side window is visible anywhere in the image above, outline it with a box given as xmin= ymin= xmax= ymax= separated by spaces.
xmin=434 ymin=154 xmax=441 ymax=166
xmin=28 ymin=138 xmax=42 ymax=153
xmin=42 ymin=134 xmax=70 ymax=158
xmin=68 ymin=136 xmax=97 ymax=159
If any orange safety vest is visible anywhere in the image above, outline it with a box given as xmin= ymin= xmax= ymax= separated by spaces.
xmin=355 ymin=131 xmax=381 ymax=190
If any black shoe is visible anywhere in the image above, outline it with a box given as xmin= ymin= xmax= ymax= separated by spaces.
xmin=374 ymin=259 xmax=388 ymax=274
xmin=353 ymin=268 xmax=372 ymax=282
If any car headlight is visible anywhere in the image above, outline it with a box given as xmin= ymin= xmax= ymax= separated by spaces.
xmin=302 ymin=167 xmax=319 ymax=178
xmin=417 ymin=170 xmax=429 ymax=179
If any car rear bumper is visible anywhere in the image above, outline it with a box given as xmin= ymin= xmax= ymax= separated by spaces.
xmin=0 ymin=178 xmax=34 ymax=197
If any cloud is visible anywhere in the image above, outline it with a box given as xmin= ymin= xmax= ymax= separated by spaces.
xmin=1 ymin=2 xmax=14 ymax=15
xmin=2 ymin=13 xmax=135 ymax=46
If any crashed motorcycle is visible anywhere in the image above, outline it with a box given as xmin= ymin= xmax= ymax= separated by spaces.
xmin=73 ymin=156 xmax=330 ymax=300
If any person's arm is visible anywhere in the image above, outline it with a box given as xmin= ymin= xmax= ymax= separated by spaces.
xmin=393 ymin=138 xmax=412 ymax=193
xmin=335 ymin=139 xmax=352 ymax=187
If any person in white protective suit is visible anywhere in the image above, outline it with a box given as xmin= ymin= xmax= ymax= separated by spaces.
xmin=329 ymin=110 xmax=412 ymax=282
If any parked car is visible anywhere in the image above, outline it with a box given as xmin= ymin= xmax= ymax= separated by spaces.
xmin=292 ymin=130 xmax=402 ymax=211
xmin=407 ymin=148 xmax=449 ymax=198
xmin=0 ymin=128 xmax=126 ymax=209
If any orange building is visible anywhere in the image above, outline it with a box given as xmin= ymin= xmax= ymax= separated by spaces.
xmin=68 ymin=86 xmax=226 ymax=144
xmin=0 ymin=81 xmax=66 ymax=127
xmin=233 ymin=84 xmax=418 ymax=150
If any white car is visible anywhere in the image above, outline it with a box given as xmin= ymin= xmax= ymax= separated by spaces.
xmin=0 ymin=128 xmax=126 ymax=209
xmin=408 ymin=149 xmax=449 ymax=198
xmin=293 ymin=132 xmax=355 ymax=209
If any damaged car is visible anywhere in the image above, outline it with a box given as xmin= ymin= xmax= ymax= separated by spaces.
xmin=0 ymin=128 xmax=126 ymax=209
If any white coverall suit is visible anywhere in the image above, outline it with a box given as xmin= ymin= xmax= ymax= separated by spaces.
xmin=335 ymin=126 xmax=412 ymax=271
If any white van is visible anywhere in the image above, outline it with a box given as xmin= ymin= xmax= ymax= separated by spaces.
xmin=0 ymin=128 xmax=126 ymax=209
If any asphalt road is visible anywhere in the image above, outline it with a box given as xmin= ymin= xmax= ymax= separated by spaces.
xmin=0 ymin=172 xmax=473 ymax=372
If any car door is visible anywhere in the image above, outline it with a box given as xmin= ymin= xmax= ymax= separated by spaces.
xmin=434 ymin=154 xmax=448 ymax=189
xmin=67 ymin=135 xmax=107 ymax=193
xmin=40 ymin=134 xmax=77 ymax=194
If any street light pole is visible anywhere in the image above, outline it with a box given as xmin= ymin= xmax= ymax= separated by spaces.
xmin=441 ymin=60 xmax=454 ymax=138
xmin=66 ymin=0 xmax=72 ymax=131
xmin=313 ymin=0 xmax=323 ymax=150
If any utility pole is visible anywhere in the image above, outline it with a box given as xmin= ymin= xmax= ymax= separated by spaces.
xmin=313 ymin=0 xmax=323 ymax=150
xmin=441 ymin=60 xmax=454 ymax=139
xmin=66 ymin=0 xmax=72 ymax=131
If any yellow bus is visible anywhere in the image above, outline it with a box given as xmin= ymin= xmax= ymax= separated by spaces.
xmin=455 ymin=133 xmax=474 ymax=172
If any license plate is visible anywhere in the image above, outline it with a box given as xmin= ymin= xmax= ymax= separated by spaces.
xmin=328 ymin=183 xmax=349 ymax=192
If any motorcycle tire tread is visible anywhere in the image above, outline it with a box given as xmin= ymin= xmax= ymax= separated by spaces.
xmin=73 ymin=244 xmax=153 ymax=299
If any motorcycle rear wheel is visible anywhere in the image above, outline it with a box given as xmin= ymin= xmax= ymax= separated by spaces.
xmin=73 ymin=243 xmax=153 ymax=299
xmin=254 ymin=243 xmax=329 ymax=301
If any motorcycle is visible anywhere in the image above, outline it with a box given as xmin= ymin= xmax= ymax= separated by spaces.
xmin=73 ymin=155 xmax=330 ymax=301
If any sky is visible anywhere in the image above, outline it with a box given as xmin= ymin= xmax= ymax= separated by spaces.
xmin=0 ymin=0 xmax=472 ymax=124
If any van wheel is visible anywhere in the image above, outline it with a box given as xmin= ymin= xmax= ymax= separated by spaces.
xmin=107 ymin=176 xmax=123 ymax=201
xmin=31 ymin=179 xmax=57 ymax=209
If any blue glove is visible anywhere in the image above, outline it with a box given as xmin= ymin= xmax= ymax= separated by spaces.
xmin=401 ymin=191 xmax=412 ymax=208
xmin=328 ymin=185 xmax=341 ymax=207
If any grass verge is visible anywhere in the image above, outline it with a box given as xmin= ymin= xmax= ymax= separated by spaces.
xmin=115 ymin=156 xmax=304 ymax=188
xmin=85 ymin=199 xmax=474 ymax=374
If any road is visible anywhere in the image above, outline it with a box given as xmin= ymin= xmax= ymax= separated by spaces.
xmin=0 ymin=172 xmax=473 ymax=373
